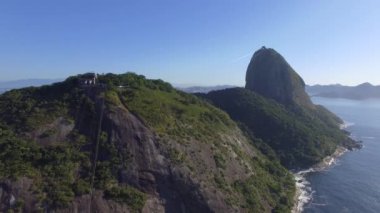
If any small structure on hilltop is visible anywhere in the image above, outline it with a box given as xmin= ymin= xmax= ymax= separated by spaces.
xmin=80 ymin=73 xmax=98 ymax=86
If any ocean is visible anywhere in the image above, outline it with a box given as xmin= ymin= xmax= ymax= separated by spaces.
xmin=301 ymin=97 xmax=380 ymax=213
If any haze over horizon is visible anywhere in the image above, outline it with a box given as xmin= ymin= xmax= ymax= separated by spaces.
xmin=1 ymin=0 xmax=380 ymax=86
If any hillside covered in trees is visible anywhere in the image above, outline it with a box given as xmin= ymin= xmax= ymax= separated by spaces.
xmin=0 ymin=73 xmax=295 ymax=212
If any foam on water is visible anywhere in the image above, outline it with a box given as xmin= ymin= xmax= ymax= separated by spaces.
xmin=293 ymin=121 xmax=352 ymax=212
xmin=292 ymin=147 xmax=347 ymax=212
xmin=308 ymin=97 xmax=380 ymax=212
xmin=361 ymin=136 xmax=375 ymax=140
xmin=340 ymin=121 xmax=355 ymax=130
xmin=293 ymin=171 xmax=313 ymax=212
xmin=293 ymin=119 xmax=353 ymax=212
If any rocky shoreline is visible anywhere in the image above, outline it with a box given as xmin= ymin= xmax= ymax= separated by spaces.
xmin=291 ymin=146 xmax=348 ymax=213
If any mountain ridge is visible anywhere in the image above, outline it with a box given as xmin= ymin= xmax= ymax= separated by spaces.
xmin=307 ymin=83 xmax=380 ymax=99
xmin=0 ymin=72 xmax=295 ymax=212
xmin=176 ymin=85 xmax=236 ymax=93
xmin=201 ymin=47 xmax=360 ymax=169
xmin=0 ymin=47 xmax=361 ymax=213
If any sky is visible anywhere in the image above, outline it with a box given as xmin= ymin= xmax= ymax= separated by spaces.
xmin=0 ymin=0 xmax=380 ymax=86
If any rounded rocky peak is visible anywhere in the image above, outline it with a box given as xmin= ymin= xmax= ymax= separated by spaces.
xmin=245 ymin=47 xmax=312 ymax=107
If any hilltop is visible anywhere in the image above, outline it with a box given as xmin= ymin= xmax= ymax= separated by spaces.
xmin=202 ymin=47 xmax=360 ymax=169
xmin=0 ymin=73 xmax=294 ymax=212
xmin=0 ymin=47 xmax=361 ymax=213
xmin=245 ymin=47 xmax=312 ymax=108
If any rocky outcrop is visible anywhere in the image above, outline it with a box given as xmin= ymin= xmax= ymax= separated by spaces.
xmin=0 ymin=73 xmax=296 ymax=212
xmin=245 ymin=47 xmax=312 ymax=107
xmin=203 ymin=47 xmax=361 ymax=170
xmin=0 ymin=178 xmax=35 ymax=212
xmin=100 ymin=105 xmax=212 ymax=212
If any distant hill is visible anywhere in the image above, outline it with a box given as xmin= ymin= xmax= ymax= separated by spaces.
xmin=177 ymin=85 xmax=236 ymax=93
xmin=0 ymin=79 xmax=62 ymax=93
xmin=307 ymin=83 xmax=380 ymax=99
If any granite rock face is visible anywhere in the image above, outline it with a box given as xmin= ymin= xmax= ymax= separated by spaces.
xmin=0 ymin=73 xmax=296 ymax=212
xmin=245 ymin=47 xmax=312 ymax=107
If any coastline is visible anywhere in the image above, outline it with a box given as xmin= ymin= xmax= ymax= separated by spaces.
xmin=291 ymin=146 xmax=348 ymax=213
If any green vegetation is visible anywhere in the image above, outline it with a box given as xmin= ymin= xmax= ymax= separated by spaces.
xmin=213 ymin=153 xmax=226 ymax=169
xmin=97 ymin=73 xmax=234 ymax=142
xmin=203 ymin=87 xmax=354 ymax=169
xmin=232 ymin=155 xmax=295 ymax=212
xmin=168 ymin=147 xmax=185 ymax=164
xmin=0 ymin=75 xmax=146 ymax=211
xmin=0 ymin=77 xmax=83 ymax=133
xmin=0 ymin=124 xmax=87 ymax=208
xmin=95 ymin=73 xmax=296 ymax=211
xmin=96 ymin=73 xmax=295 ymax=211
xmin=39 ymin=128 xmax=57 ymax=138
xmin=0 ymin=47 xmax=356 ymax=212
xmin=104 ymin=186 xmax=146 ymax=212
xmin=0 ymin=125 xmax=39 ymax=178
xmin=0 ymin=73 xmax=298 ymax=212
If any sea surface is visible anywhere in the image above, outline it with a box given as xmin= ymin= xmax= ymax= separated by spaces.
xmin=303 ymin=97 xmax=380 ymax=213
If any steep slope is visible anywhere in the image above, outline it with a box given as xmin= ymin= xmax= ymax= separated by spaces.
xmin=245 ymin=47 xmax=312 ymax=107
xmin=202 ymin=47 xmax=360 ymax=170
xmin=0 ymin=73 xmax=295 ymax=212
xmin=203 ymin=88 xmax=358 ymax=169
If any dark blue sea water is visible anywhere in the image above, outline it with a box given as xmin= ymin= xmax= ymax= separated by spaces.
xmin=304 ymin=97 xmax=380 ymax=213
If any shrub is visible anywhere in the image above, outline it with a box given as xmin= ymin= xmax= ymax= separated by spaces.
xmin=104 ymin=186 xmax=146 ymax=212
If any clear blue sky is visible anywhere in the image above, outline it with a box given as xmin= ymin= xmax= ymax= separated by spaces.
xmin=1 ymin=0 xmax=379 ymax=86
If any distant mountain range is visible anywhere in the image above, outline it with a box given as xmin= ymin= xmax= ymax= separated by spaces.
xmin=179 ymin=82 xmax=380 ymax=100
xmin=0 ymin=79 xmax=62 ymax=94
xmin=306 ymin=83 xmax=380 ymax=100
xmin=176 ymin=85 xmax=236 ymax=93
